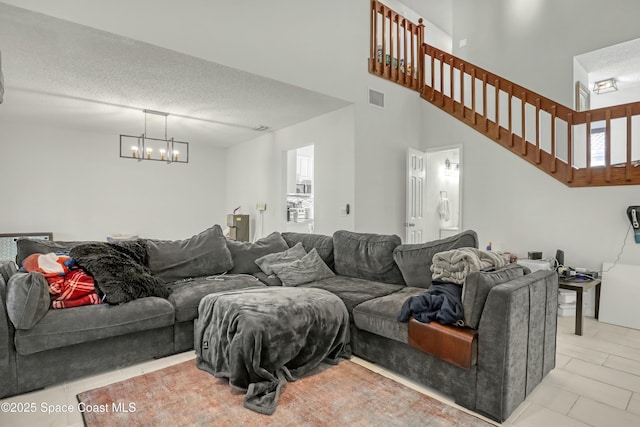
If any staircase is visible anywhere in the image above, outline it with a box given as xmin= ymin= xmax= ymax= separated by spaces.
xmin=369 ymin=0 xmax=640 ymax=187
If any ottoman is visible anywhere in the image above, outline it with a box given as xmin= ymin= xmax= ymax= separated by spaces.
xmin=194 ymin=287 xmax=350 ymax=415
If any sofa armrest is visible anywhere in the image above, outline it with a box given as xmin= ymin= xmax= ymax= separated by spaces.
xmin=0 ymin=262 xmax=19 ymax=398
xmin=474 ymin=269 xmax=558 ymax=422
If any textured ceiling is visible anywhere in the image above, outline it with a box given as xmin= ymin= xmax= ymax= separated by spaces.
xmin=0 ymin=3 xmax=349 ymax=147
xmin=575 ymin=37 xmax=640 ymax=91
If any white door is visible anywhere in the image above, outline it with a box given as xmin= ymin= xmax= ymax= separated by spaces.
xmin=406 ymin=148 xmax=426 ymax=243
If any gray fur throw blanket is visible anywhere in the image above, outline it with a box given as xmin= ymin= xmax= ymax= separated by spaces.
xmin=430 ymin=247 xmax=505 ymax=285
xmin=70 ymin=240 xmax=171 ymax=304
xmin=195 ymin=287 xmax=350 ymax=415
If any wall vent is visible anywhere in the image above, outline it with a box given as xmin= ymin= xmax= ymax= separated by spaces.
xmin=368 ymin=88 xmax=384 ymax=108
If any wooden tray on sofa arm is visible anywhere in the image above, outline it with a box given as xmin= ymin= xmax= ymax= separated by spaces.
xmin=407 ymin=318 xmax=478 ymax=370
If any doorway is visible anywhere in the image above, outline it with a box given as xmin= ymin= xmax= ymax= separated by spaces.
xmin=406 ymin=146 xmax=462 ymax=243
xmin=285 ymin=145 xmax=315 ymax=233
xmin=424 ymin=147 xmax=462 ymax=241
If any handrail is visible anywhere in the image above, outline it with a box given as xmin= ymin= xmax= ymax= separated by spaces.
xmin=369 ymin=0 xmax=640 ymax=187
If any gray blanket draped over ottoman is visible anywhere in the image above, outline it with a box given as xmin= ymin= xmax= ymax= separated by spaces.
xmin=194 ymin=287 xmax=350 ymax=415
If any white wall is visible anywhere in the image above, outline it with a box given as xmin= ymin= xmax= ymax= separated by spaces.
xmin=432 ymin=0 xmax=640 ymax=271
xmin=225 ymin=106 xmax=355 ymax=238
xmin=0 ymin=120 xmax=227 ymax=241
xmin=421 ymin=100 xmax=640 ymax=272
xmin=354 ymin=78 xmax=422 ymax=237
xmin=9 ymin=0 xmax=639 ymax=263
xmin=2 ymin=0 xmax=446 ymax=240
xmin=452 ymin=0 xmax=640 ymax=107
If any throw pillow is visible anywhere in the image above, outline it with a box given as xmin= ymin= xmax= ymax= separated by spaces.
xmin=226 ymin=232 xmax=289 ymax=274
xmin=281 ymin=232 xmax=335 ymax=270
xmin=255 ymin=242 xmax=307 ymax=275
xmin=70 ymin=240 xmax=171 ymax=305
xmin=333 ymin=230 xmax=404 ymax=285
xmin=16 ymin=238 xmax=90 ymax=268
xmin=147 ymin=225 xmax=233 ymax=282
xmin=462 ymin=263 xmax=525 ymax=329
xmin=393 ymin=230 xmax=478 ymax=288
xmin=271 ymin=248 xmax=335 ymax=286
xmin=0 ymin=260 xmax=18 ymax=285
xmin=6 ymin=272 xmax=50 ymax=330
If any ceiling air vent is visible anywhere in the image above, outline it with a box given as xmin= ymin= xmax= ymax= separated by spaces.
xmin=368 ymin=88 xmax=384 ymax=108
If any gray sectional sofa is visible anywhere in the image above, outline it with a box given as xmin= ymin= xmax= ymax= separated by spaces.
xmin=0 ymin=226 xmax=558 ymax=422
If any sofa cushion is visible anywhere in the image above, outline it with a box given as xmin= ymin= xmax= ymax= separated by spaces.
xmin=226 ymin=232 xmax=289 ymax=274
xmin=352 ymin=286 xmax=425 ymax=344
xmin=14 ymin=297 xmax=175 ymax=355
xmin=16 ymin=238 xmax=90 ymax=267
xmin=271 ymin=248 xmax=335 ymax=286
xmin=281 ymin=232 xmax=335 ymax=270
xmin=147 ymin=225 xmax=233 ymax=282
xmin=168 ymin=275 xmax=264 ymax=322
xmin=300 ymin=275 xmax=403 ymax=314
xmin=333 ymin=230 xmax=404 ymax=285
xmin=255 ymin=242 xmax=307 ymax=275
xmin=462 ymin=263 xmax=525 ymax=329
xmin=6 ymin=272 xmax=50 ymax=330
xmin=393 ymin=230 xmax=479 ymax=288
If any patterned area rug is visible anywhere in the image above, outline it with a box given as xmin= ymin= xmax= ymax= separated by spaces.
xmin=77 ymin=359 xmax=492 ymax=426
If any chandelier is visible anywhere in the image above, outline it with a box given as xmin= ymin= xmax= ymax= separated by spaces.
xmin=120 ymin=109 xmax=189 ymax=163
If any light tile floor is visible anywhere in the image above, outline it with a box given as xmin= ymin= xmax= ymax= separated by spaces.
xmin=2 ymin=316 xmax=640 ymax=426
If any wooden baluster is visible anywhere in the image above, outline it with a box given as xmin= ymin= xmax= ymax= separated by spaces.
xmin=495 ymin=79 xmax=500 ymax=139
xmin=402 ymin=19 xmax=408 ymax=86
xmin=440 ymin=54 xmax=445 ymax=107
xmin=430 ymin=48 xmax=435 ymax=100
xmin=508 ymin=86 xmax=513 ymax=146
xmin=390 ymin=13 xmax=396 ymax=81
xmin=460 ymin=63 xmax=465 ymax=119
xmin=381 ymin=6 xmax=387 ymax=78
xmin=450 ymin=58 xmax=455 ymax=112
xmin=395 ymin=14 xmax=400 ymax=83
xmin=567 ymin=113 xmax=573 ymax=183
xmin=471 ymin=69 xmax=476 ymax=124
xmin=605 ymin=110 xmax=612 ymax=183
xmin=550 ymin=105 xmax=557 ymax=173
xmin=521 ymin=92 xmax=527 ymax=155
xmin=627 ymin=106 xmax=633 ymax=181
xmin=482 ymin=73 xmax=487 ymax=131
xmin=586 ymin=113 xmax=592 ymax=184
xmin=374 ymin=1 xmax=381 ymax=74
xmin=417 ymin=18 xmax=424 ymax=91
xmin=535 ymin=98 xmax=541 ymax=164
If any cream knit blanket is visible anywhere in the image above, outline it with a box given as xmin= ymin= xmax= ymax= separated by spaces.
xmin=430 ymin=247 xmax=505 ymax=285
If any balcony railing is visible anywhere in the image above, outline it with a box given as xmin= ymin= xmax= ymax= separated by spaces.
xmin=369 ymin=0 xmax=640 ymax=187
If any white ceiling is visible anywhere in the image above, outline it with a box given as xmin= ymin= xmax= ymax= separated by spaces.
xmin=575 ymin=37 xmax=640 ymax=91
xmin=0 ymin=2 xmax=350 ymax=147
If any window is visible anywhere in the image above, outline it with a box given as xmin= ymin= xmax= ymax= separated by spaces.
xmin=590 ymin=128 xmax=605 ymax=166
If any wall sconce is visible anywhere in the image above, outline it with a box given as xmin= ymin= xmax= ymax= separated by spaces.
xmin=120 ymin=109 xmax=189 ymax=163
xmin=593 ymin=78 xmax=618 ymax=95
xmin=444 ymin=158 xmax=459 ymax=176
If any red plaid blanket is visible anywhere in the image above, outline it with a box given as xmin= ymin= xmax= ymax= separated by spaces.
xmin=23 ymin=253 xmax=102 ymax=309
xmin=48 ymin=269 xmax=102 ymax=309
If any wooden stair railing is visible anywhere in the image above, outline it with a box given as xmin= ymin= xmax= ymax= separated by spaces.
xmin=369 ymin=0 xmax=424 ymax=91
xmin=369 ymin=0 xmax=640 ymax=187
